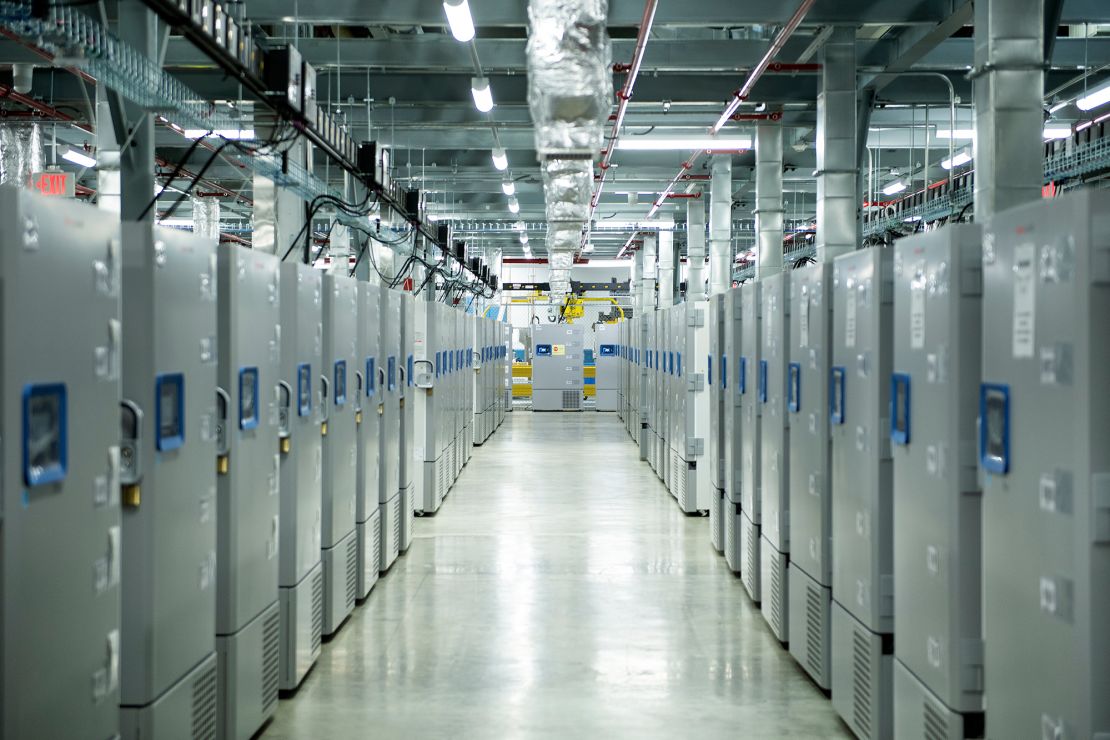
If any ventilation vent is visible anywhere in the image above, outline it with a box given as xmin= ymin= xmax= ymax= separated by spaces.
xmin=769 ymin=556 xmax=784 ymax=633
xmin=345 ymin=536 xmax=358 ymax=609
xmin=190 ymin=661 xmax=218 ymax=740
xmin=311 ymin=569 xmax=324 ymax=655
xmin=711 ymin=501 xmax=722 ymax=548
xmin=261 ymin=609 xmax=281 ymax=713
xmin=923 ymin=699 xmax=949 ymax=740
xmin=851 ymin=628 xmax=873 ymax=736
xmin=393 ymin=498 xmax=402 ymax=545
xmin=561 ymin=390 xmax=580 ymax=410
xmin=371 ymin=519 xmax=382 ymax=577
xmin=744 ymin=525 xmax=760 ymax=600
xmin=805 ymin=583 xmax=824 ymax=676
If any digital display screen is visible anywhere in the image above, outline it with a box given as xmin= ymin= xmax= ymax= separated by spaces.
xmin=24 ymin=385 xmax=66 ymax=485
xmin=600 ymin=344 xmax=616 ymax=356
xmin=239 ymin=367 xmax=259 ymax=429
xmin=298 ymin=363 xmax=312 ymax=416
xmin=156 ymin=373 xmax=185 ymax=450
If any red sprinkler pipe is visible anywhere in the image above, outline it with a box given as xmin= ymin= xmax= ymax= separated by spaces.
xmin=589 ymin=0 xmax=659 ymax=219
xmin=646 ymin=0 xmax=816 ymax=217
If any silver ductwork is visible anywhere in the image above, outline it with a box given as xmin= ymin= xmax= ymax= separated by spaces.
xmin=815 ymin=27 xmax=858 ymax=263
xmin=657 ymin=229 xmax=675 ymax=307
xmin=973 ymin=0 xmax=1045 ymax=220
xmin=0 ymin=124 xmax=44 ymax=187
xmin=526 ymin=0 xmax=612 ymax=158
xmin=527 ymin=0 xmax=611 ymax=308
xmin=708 ymin=155 xmax=732 ymax=294
xmin=192 ymin=197 xmax=221 ymax=241
xmin=755 ymin=123 xmax=784 ymax=278
xmin=686 ymin=195 xmax=707 ymax=302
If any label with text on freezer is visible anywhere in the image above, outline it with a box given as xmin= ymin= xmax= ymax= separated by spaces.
xmin=845 ymin=289 xmax=857 ymax=348
xmin=910 ymin=263 xmax=926 ymax=350
xmin=1012 ymin=243 xmax=1036 ymax=358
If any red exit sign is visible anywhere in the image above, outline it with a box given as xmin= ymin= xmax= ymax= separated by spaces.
xmin=28 ymin=171 xmax=75 ymax=197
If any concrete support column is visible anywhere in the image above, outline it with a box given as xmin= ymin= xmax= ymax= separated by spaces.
xmin=815 ymin=26 xmax=858 ymax=263
xmin=657 ymin=230 xmax=675 ymax=308
xmin=973 ymin=0 xmax=1045 ymax=220
xmin=117 ymin=3 xmax=156 ymax=223
xmin=754 ymin=123 xmax=784 ymax=278
xmin=686 ymin=195 xmax=707 ymax=301
xmin=708 ymin=155 xmax=732 ymax=293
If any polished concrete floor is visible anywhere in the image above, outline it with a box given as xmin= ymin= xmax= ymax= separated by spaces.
xmin=265 ymin=412 xmax=849 ymax=739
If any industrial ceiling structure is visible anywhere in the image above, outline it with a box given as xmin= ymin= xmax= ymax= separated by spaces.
xmin=3 ymin=0 xmax=1110 ymax=262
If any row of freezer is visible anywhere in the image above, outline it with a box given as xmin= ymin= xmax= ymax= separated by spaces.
xmin=617 ymin=188 xmax=1109 ymax=740
xmin=0 ymin=186 xmax=509 ymax=740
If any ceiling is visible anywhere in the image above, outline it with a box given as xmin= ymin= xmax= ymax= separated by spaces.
xmin=3 ymin=0 xmax=1110 ymax=260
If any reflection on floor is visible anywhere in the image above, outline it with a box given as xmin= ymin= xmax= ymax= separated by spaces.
xmin=264 ymin=412 xmax=849 ymax=739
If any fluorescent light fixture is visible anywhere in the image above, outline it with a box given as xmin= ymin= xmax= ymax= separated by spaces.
xmin=903 ymin=216 xmax=923 ymax=223
xmin=156 ymin=217 xmax=193 ymax=227
xmin=491 ymin=147 xmax=508 ymax=171
xmin=427 ymin=214 xmax=440 ymax=222
xmin=882 ymin=180 xmax=907 ymax=196
xmin=933 ymin=128 xmax=975 ymax=140
xmin=442 ymin=0 xmax=475 ymax=42
xmin=183 ymin=129 xmax=256 ymax=140
xmin=501 ymin=180 xmax=515 ymax=196
xmin=615 ymin=136 xmax=752 ymax=152
xmin=62 ymin=147 xmax=97 ymax=168
xmin=471 ymin=77 xmax=494 ymax=113
xmin=519 ymin=232 xmax=529 ymax=244
xmin=1077 ymin=81 xmax=1110 ymax=111
xmin=507 ymin=196 xmax=519 ymax=214
xmin=583 ymin=243 xmax=595 ymax=253
xmin=594 ymin=218 xmax=675 ymax=229
xmin=941 ymin=151 xmax=972 ymax=170
xmin=1049 ymin=100 xmax=1069 ymax=114
xmin=1043 ymin=125 xmax=1071 ymax=140
xmin=514 ymin=221 xmax=525 ymax=231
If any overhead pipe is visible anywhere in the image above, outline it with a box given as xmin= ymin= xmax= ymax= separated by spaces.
xmin=646 ymin=0 xmax=815 ymax=219
xmin=711 ymin=0 xmax=817 ymax=133
xmin=589 ymin=0 xmax=659 ymax=217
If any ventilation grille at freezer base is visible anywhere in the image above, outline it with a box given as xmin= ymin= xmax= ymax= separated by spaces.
xmin=311 ymin=569 xmax=324 ymax=655
xmin=851 ymin=628 xmax=873 ymax=737
xmin=261 ymin=609 xmax=281 ymax=713
xmin=805 ymin=583 xmax=824 ymax=677
xmin=345 ymin=535 xmax=358 ymax=610
xmin=190 ymin=660 xmax=218 ymax=740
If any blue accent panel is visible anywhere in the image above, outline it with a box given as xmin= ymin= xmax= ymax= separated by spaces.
xmin=366 ymin=358 xmax=376 ymax=397
xmin=299 ymin=363 xmax=314 ymax=413
xmin=707 ymin=355 xmax=712 ymax=386
xmin=758 ymin=360 xmax=768 ymax=403
xmin=980 ymin=383 xmax=1011 ymax=474
xmin=788 ymin=362 xmax=801 ymax=413
xmin=387 ymin=356 xmax=397 ymax=392
xmin=722 ymin=355 xmax=727 ymax=390
xmin=891 ymin=373 xmax=911 ymax=445
xmin=739 ymin=357 xmax=747 ymax=395
xmin=22 ymin=382 xmax=67 ymax=487
xmin=154 ymin=372 xmax=186 ymax=451
xmin=830 ymin=366 xmax=846 ymax=425
xmin=239 ymin=366 xmax=260 ymax=430
xmin=677 ymin=353 xmax=682 ymax=377
xmin=407 ymin=355 xmax=414 ymax=386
